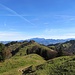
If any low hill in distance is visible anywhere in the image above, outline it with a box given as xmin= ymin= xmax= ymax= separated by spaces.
xmin=48 ymin=40 xmax=75 ymax=55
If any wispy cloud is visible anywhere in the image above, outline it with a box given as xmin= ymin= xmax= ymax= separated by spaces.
xmin=4 ymin=23 xmax=6 ymax=26
xmin=44 ymin=28 xmax=64 ymax=34
xmin=0 ymin=31 xmax=30 ymax=41
xmin=0 ymin=30 xmax=75 ymax=41
xmin=43 ymin=28 xmax=75 ymax=39
xmin=55 ymin=15 xmax=75 ymax=21
xmin=45 ymin=28 xmax=75 ymax=34
xmin=0 ymin=31 xmax=45 ymax=41
xmin=4 ymin=20 xmax=7 ymax=26
xmin=44 ymin=23 xmax=49 ymax=25
xmin=9 ymin=28 xmax=16 ymax=31
xmin=31 ymin=18 xmax=39 ymax=21
xmin=0 ymin=3 xmax=35 ymax=25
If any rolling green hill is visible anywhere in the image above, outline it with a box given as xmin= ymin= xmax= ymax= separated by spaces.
xmin=23 ymin=55 xmax=75 ymax=75
xmin=14 ymin=40 xmax=57 ymax=60
xmin=0 ymin=40 xmax=75 ymax=75
xmin=0 ymin=54 xmax=45 ymax=75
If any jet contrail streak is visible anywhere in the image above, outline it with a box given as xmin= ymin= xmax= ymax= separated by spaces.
xmin=0 ymin=3 xmax=35 ymax=25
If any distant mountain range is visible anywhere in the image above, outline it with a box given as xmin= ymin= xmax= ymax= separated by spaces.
xmin=0 ymin=41 xmax=11 ymax=44
xmin=29 ymin=38 xmax=75 ymax=45
xmin=0 ymin=38 xmax=75 ymax=45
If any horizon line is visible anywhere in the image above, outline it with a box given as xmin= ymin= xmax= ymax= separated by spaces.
xmin=0 ymin=37 xmax=75 ymax=41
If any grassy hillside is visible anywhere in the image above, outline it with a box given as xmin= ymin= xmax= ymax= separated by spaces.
xmin=0 ymin=54 xmax=45 ymax=75
xmin=1 ymin=40 xmax=75 ymax=75
xmin=2 ymin=40 xmax=57 ymax=60
xmin=24 ymin=55 xmax=75 ymax=75
xmin=48 ymin=40 xmax=75 ymax=56
xmin=14 ymin=40 xmax=39 ymax=56
xmin=14 ymin=40 xmax=57 ymax=60
xmin=4 ymin=41 xmax=27 ymax=59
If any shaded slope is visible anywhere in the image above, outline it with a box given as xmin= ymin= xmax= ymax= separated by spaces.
xmin=48 ymin=40 xmax=75 ymax=55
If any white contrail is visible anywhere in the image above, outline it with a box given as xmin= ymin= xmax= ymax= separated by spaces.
xmin=0 ymin=3 xmax=35 ymax=25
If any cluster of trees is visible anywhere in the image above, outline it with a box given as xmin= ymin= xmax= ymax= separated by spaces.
xmin=0 ymin=41 xmax=22 ymax=61
xmin=5 ymin=41 xmax=18 ymax=46
xmin=26 ymin=45 xmax=57 ymax=60
xmin=49 ymin=44 xmax=72 ymax=57
xmin=0 ymin=43 xmax=5 ymax=61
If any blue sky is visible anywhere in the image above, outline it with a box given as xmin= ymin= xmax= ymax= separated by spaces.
xmin=0 ymin=0 xmax=75 ymax=41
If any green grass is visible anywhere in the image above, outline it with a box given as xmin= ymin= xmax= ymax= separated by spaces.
xmin=0 ymin=54 xmax=45 ymax=75
xmin=14 ymin=41 xmax=39 ymax=56
xmin=26 ymin=55 xmax=75 ymax=75
xmin=63 ymin=43 xmax=72 ymax=48
xmin=15 ymin=42 xmax=54 ymax=57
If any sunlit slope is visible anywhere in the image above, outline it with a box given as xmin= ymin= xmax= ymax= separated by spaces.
xmin=0 ymin=54 xmax=45 ymax=75
xmin=24 ymin=56 xmax=75 ymax=75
